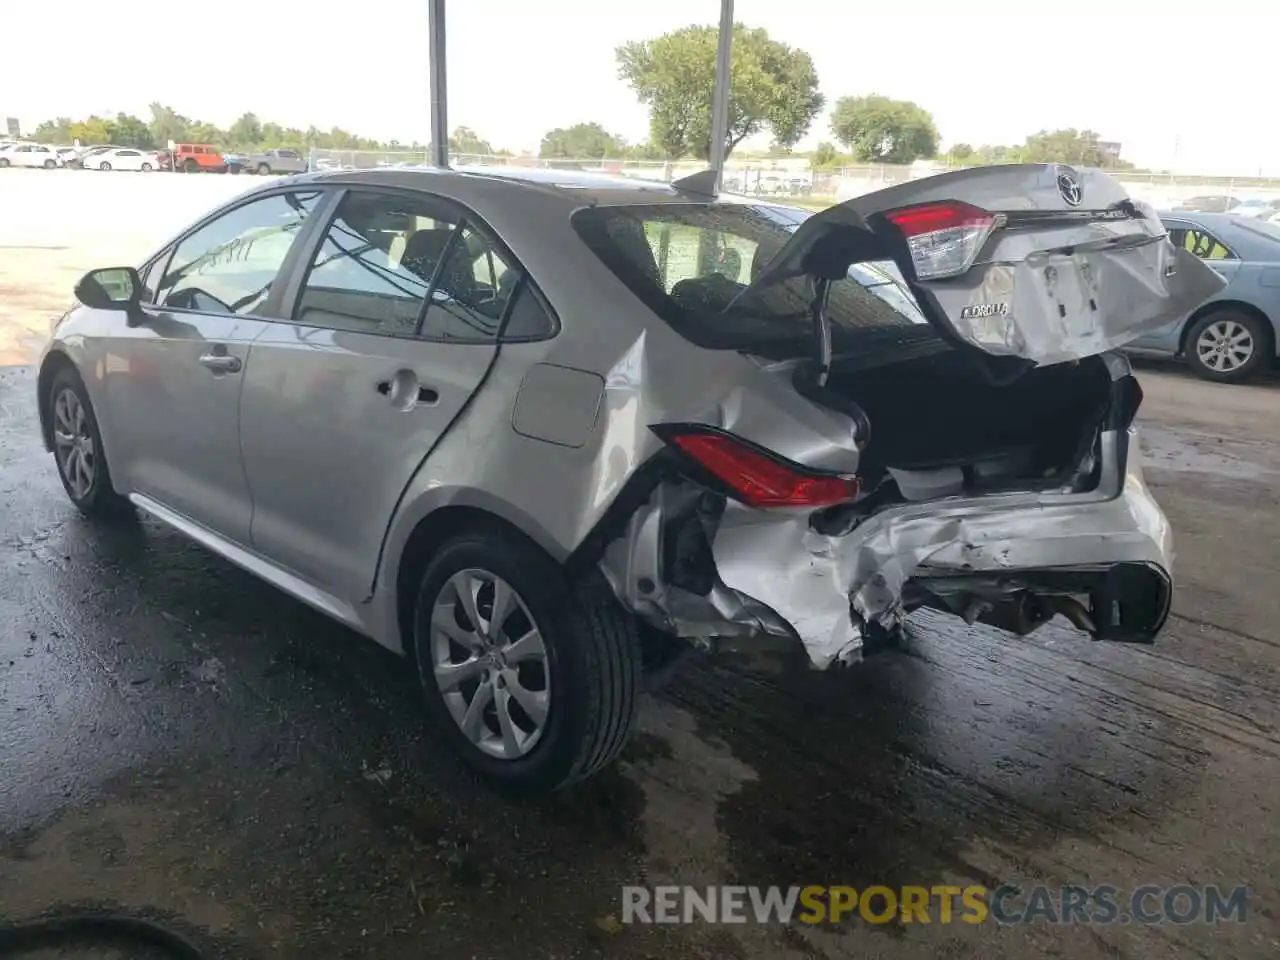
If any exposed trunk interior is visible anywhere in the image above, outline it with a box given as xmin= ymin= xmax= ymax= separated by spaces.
xmin=815 ymin=347 xmax=1115 ymax=499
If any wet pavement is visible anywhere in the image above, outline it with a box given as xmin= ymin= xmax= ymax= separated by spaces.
xmin=1 ymin=359 xmax=1279 ymax=959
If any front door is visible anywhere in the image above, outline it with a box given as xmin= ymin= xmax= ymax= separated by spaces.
xmin=239 ymin=188 xmax=519 ymax=599
xmin=104 ymin=189 xmax=322 ymax=544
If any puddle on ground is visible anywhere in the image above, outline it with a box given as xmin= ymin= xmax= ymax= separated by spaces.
xmin=1139 ymin=425 xmax=1273 ymax=480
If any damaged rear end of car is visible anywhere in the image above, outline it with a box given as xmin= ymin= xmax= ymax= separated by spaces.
xmin=574 ymin=164 xmax=1225 ymax=671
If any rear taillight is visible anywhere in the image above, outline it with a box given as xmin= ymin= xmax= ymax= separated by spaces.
xmin=885 ymin=200 xmax=997 ymax=281
xmin=658 ymin=428 xmax=861 ymax=509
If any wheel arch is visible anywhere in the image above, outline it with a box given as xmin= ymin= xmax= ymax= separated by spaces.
xmin=36 ymin=349 xmax=79 ymax=452
xmin=389 ymin=502 xmax=570 ymax=663
xmin=1178 ymin=299 xmax=1278 ymax=358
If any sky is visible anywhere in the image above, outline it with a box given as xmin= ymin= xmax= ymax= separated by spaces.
xmin=3 ymin=0 xmax=1278 ymax=175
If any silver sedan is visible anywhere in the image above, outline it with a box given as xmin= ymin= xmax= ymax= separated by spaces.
xmin=36 ymin=164 xmax=1220 ymax=791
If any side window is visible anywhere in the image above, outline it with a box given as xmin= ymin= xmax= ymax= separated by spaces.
xmin=155 ymin=191 xmax=320 ymax=315
xmin=1166 ymin=224 xmax=1237 ymax=261
xmin=419 ymin=224 xmax=518 ymax=341
xmin=501 ymin=282 xmax=557 ymax=340
xmin=139 ymin=253 xmax=171 ymax=304
xmin=294 ymin=190 xmax=460 ymax=336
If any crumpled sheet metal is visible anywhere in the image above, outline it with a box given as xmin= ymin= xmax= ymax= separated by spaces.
xmin=710 ymin=429 xmax=1172 ymax=670
xmin=943 ymin=242 xmax=1225 ymax=366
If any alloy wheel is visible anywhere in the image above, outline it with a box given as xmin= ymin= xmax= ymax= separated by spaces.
xmin=430 ymin=568 xmax=551 ymax=760
xmin=1195 ymin=318 xmax=1254 ymax=374
xmin=52 ymin=387 xmax=95 ymax=499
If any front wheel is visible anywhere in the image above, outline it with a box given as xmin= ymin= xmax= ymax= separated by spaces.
xmin=43 ymin=159 xmax=56 ymax=169
xmin=183 ymin=158 xmax=198 ymax=173
xmin=0 ymin=158 xmax=10 ymax=168
xmin=140 ymin=162 xmax=153 ymax=172
xmin=47 ymin=368 xmax=133 ymax=519
xmin=1185 ymin=310 xmax=1270 ymax=383
xmin=256 ymin=163 xmax=271 ymax=175
xmin=412 ymin=528 xmax=641 ymax=794
xmin=99 ymin=162 xmax=111 ymax=172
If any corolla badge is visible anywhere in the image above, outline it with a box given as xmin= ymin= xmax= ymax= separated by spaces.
xmin=1057 ymin=168 xmax=1083 ymax=207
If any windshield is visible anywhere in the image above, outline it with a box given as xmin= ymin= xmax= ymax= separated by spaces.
xmin=571 ymin=202 xmax=931 ymax=359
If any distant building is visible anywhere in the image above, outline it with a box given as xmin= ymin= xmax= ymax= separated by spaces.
xmin=1098 ymin=141 xmax=1123 ymax=162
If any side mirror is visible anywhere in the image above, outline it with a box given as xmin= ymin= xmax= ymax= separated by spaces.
xmin=74 ymin=267 xmax=142 ymax=312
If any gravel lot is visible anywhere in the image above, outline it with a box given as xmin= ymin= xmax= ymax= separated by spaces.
xmin=1 ymin=169 xmax=1278 ymax=959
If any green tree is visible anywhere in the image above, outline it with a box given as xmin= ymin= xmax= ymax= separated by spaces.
xmin=108 ymin=113 xmax=154 ymax=149
xmin=186 ymin=122 xmax=224 ymax=146
xmin=1019 ymin=128 xmax=1128 ymax=167
xmin=539 ymin=122 xmax=623 ymax=159
xmin=68 ymin=116 xmax=112 ymax=145
xmin=949 ymin=142 xmax=975 ymax=162
xmin=228 ymin=112 xmax=263 ymax=147
xmin=448 ymin=126 xmax=493 ymax=155
xmin=34 ymin=117 xmax=72 ymax=143
xmin=829 ymin=94 xmax=939 ymax=164
xmin=812 ymin=141 xmax=839 ymax=168
xmin=617 ymin=23 xmax=823 ymax=161
xmin=147 ymin=103 xmax=190 ymax=146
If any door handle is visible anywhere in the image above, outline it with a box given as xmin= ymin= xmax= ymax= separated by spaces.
xmin=376 ymin=379 xmax=438 ymax=405
xmin=198 ymin=353 xmax=242 ymax=373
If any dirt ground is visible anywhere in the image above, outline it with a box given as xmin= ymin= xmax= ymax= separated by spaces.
xmin=1 ymin=170 xmax=1278 ymax=958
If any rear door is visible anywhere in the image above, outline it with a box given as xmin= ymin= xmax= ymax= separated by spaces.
xmin=238 ymin=187 xmax=532 ymax=600
xmin=104 ymin=189 xmax=323 ymax=543
xmin=746 ymin=164 xmax=1227 ymax=366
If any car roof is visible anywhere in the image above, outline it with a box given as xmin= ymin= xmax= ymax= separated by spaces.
xmin=300 ymin=164 xmax=715 ymax=209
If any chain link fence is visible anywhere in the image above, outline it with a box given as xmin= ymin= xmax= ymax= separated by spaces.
xmin=305 ymin=149 xmax=1280 ymax=209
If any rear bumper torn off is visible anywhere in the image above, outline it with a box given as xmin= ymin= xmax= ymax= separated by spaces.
xmin=600 ymin=428 xmax=1173 ymax=671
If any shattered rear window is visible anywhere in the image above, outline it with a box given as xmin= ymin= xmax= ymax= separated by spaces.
xmin=571 ymin=202 xmax=932 ymax=358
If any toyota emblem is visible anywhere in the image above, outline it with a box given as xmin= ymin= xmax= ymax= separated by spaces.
xmin=1057 ymin=169 xmax=1083 ymax=207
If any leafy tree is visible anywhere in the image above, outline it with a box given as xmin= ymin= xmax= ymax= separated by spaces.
xmin=34 ymin=117 xmax=72 ymax=143
xmin=68 ymin=116 xmax=112 ymax=145
xmin=1019 ymin=128 xmax=1127 ymax=168
xmin=617 ymin=23 xmax=823 ymax=161
xmin=228 ymin=112 xmax=263 ymax=147
xmin=186 ymin=122 xmax=223 ymax=146
xmin=539 ymin=122 xmax=623 ymax=159
xmin=108 ymin=113 xmax=154 ymax=149
xmin=147 ymin=103 xmax=191 ymax=146
xmin=949 ymin=142 xmax=975 ymax=162
xmin=829 ymin=94 xmax=939 ymax=164
xmin=812 ymin=141 xmax=838 ymax=168
xmin=448 ymin=126 xmax=493 ymax=155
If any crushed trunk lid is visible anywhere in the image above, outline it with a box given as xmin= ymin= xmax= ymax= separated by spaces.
xmin=739 ymin=163 xmax=1226 ymax=366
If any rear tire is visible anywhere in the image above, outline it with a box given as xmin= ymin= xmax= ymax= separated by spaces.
xmin=47 ymin=367 xmax=134 ymax=520
xmin=99 ymin=162 xmax=111 ymax=172
xmin=141 ymin=162 xmax=153 ymax=172
xmin=1184 ymin=309 xmax=1270 ymax=383
xmin=183 ymin=158 xmax=198 ymax=173
xmin=412 ymin=528 xmax=641 ymax=794
xmin=256 ymin=163 xmax=271 ymax=175
xmin=0 ymin=158 xmax=9 ymax=168
xmin=43 ymin=159 xmax=55 ymax=169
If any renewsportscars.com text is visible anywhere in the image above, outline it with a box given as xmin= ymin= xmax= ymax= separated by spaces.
xmin=621 ymin=884 xmax=1248 ymax=926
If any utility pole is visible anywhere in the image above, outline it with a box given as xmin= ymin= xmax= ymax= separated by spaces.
xmin=707 ymin=0 xmax=734 ymax=192
xmin=428 ymin=0 xmax=449 ymax=168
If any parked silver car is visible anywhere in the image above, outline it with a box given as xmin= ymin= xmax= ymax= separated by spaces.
xmin=244 ymin=148 xmax=308 ymax=176
xmin=36 ymin=164 xmax=1222 ymax=791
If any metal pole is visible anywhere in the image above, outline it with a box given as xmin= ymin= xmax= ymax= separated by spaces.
xmin=708 ymin=0 xmax=734 ymax=190
xmin=428 ymin=0 xmax=449 ymax=168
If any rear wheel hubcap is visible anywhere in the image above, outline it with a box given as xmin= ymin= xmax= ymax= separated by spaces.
xmin=430 ymin=568 xmax=551 ymax=760
xmin=1196 ymin=319 xmax=1254 ymax=373
xmin=52 ymin=387 xmax=95 ymax=499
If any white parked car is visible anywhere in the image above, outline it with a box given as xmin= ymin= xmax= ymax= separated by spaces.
xmin=0 ymin=143 xmax=63 ymax=169
xmin=87 ymin=148 xmax=163 ymax=172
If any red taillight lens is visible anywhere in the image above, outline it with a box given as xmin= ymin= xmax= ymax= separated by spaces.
xmin=884 ymin=200 xmax=997 ymax=281
xmin=665 ymin=431 xmax=861 ymax=509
